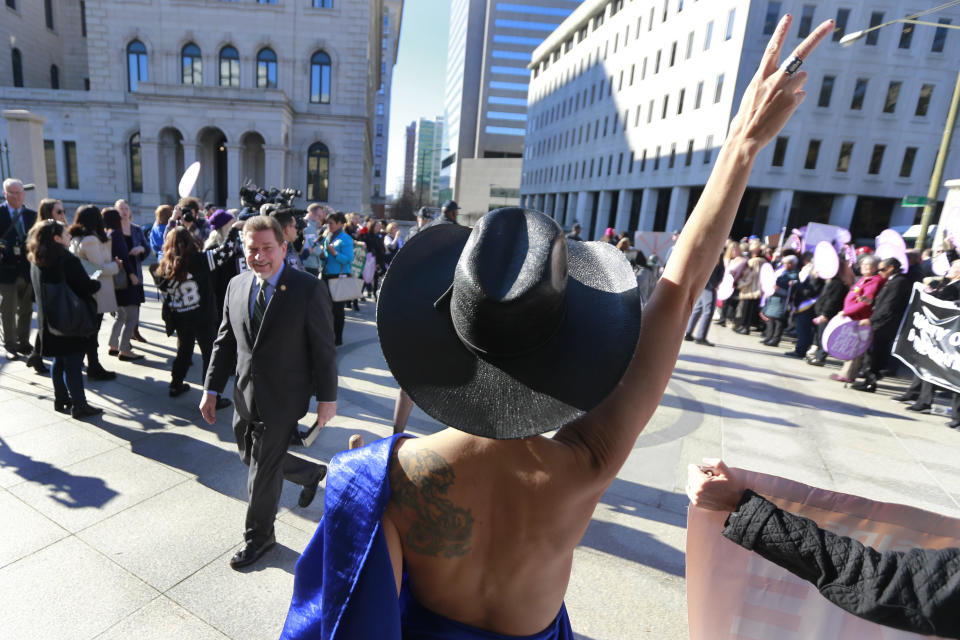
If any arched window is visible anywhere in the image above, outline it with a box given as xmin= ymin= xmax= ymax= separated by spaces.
xmin=50 ymin=64 xmax=59 ymax=89
xmin=219 ymin=45 xmax=239 ymax=87
xmin=127 ymin=40 xmax=148 ymax=91
xmin=11 ymin=48 xmax=23 ymax=87
xmin=310 ymin=51 xmax=331 ymax=104
xmin=129 ymin=133 xmax=142 ymax=193
xmin=306 ymin=142 xmax=329 ymax=201
xmin=181 ymin=43 xmax=202 ymax=85
xmin=256 ymin=47 xmax=277 ymax=88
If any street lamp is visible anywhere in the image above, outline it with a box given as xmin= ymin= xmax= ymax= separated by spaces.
xmin=840 ymin=2 xmax=960 ymax=250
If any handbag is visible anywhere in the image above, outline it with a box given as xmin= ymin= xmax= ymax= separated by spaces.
xmin=113 ymin=268 xmax=129 ymax=290
xmin=327 ymin=275 xmax=363 ymax=303
xmin=40 ymin=265 xmax=98 ymax=337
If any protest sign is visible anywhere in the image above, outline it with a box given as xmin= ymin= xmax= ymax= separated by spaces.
xmin=687 ymin=469 xmax=960 ymax=640
xmin=892 ymin=283 xmax=960 ymax=394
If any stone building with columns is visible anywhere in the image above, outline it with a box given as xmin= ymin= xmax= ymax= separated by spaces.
xmin=0 ymin=0 xmax=402 ymax=221
xmin=520 ymin=0 xmax=960 ymax=242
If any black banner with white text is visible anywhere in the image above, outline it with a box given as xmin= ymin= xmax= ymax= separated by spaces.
xmin=892 ymin=283 xmax=960 ymax=394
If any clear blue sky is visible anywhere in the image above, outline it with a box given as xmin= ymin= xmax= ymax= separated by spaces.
xmin=385 ymin=0 xmax=451 ymax=198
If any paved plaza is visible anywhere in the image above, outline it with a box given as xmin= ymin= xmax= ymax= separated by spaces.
xmin=1 ymin=289 xmax=959 ymax=640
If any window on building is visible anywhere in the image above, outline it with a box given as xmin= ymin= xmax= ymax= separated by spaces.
xmin=654 ymin=145 xmax=660 ymax=170
xmin=80 ymin=1 xmax=86 ymax=37
xmin=898 ymin=23 xmax=914 ymax=49
xmin=725 ymin=9 xmax=735 ymax=40
xmin=695 ymin=80 xmax=703 ymax=109
xmin=10 ymin=47 xmax=22 ymax=87
xmin=50 ymin=64 xmax=59 ymax=89
xmin=866 ymin=12 xmax=883 ymax=45
xmin=669 ymin=41 xmax=676 ymax=66
xmin=648 ymin=99 xmax=654 ymax=123
xmin=641 ymin=57 xmax=647 ymax=79
xmin=661 ymin=0 xmax=668 ymax=22
xmin=763 ymin=2 xmax=781 ymax=35
xmin=704 ymin=135 xmax=713 ymax=164
xmin=686 ymin=31 xmax=694 ymax=58
xmin=685 ymin=139 xmax=694 ymax=166
xmin=256 ymin=47 xmax=277 ymax=88
xmin=306 ymin=142 xmax=329 ymax=201
xmin=640 ymin=149 xmax=647 ymax=171
xmin=649 ymin=6 xmax=654 ymax=30
xmin=836 ymin=141 xmax=854 ymax=172
xmin=916 ymin=84 xmax=934 ymax=116
xmin=772 ymin=136 xmax=788 ymax=166
xmin=798 ymin=5 xmax=815 ymax=38
xmin=655 ymin=50 xmax=661 ymax=73
xmin=833 ymin=8 xmax=850 ymax=41
xmin=704 ymin=20 xmax=713 ymax=49
xmin=63 ymin=141 xmax=78 ymax=189
xmin=6 ymin=0 xmax=16 ymax=9
xmin=219 ymin=46 xmax=239 ymax=87
xmin=129 ymin=133 xmax=142 ymax=192
xmin=127 ymin=40 xmax=148 ymax=91
xmin=376 ymin=103 xmax=384 ymax=116
xmin=669 ymin=143 xmax=676 ymax=168
xmin=677 ymin=88 xmax=685 ymax=114
xmin=850 ymin=78 xmax=867 ymax=110
xmin=818 ymin=75 xmax=835 ymax=107
xmin=375 ymin=143 xmax=383 ymax=157
xmin=312 ymin=0 xmax=333 ymax=7
xmin=182 ymin=43 xmax=202 ymax=85
xmin=900 ymin=147 xmax=918 ymax=177
xmin=44 ymin=0 xmax=54 ymax=29
xmin=714 ymin=73 xmax=724 ymax=103
xmin=310 ymin=50 xmax=332 ymax=103
xmin=804 ymin=139 xmax=820 ymax=169
xmin=868 ymin=144 xmax=885 ymax=175
xmin=630 ymin=64 xmax=635 ymax=85
xmin=661 ymin=95 xmax=669 ymax=119
xmin=883 ymin=81 xmax=901 ymax=114
xmin=44 ymin=140 xmax=57 ymax=188
xmin=932 ymin=18 xmax=951 ymax=52
xmin=258 ymin=0 xmax=278 ymax=4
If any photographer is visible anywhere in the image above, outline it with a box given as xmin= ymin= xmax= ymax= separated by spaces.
xmin=169 ymin=197 xmax=211 ymax=244
xmin=320 ymin=212 xmax=353 ymax=346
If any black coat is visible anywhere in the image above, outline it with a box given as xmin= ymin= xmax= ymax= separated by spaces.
xmin=724 ymin=491 xmax=960 ymax=639
xmin=31 ymin=251 xmax=100 ymax=356
xmin=814 ymin=278 xmax=848 ymax=317
xmin=0 ymin=204 xmax=37 ymax=283
xmin=871 ymin=273 xmax=913 ymax=339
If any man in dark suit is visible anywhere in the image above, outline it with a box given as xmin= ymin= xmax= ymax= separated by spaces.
xmin=0 ymin=178 xmax=38 ymax=360
xmin=200 ymin=215 xmax=337 ymax=569
xmin=852 ymin=257 xmax=913 ymax=392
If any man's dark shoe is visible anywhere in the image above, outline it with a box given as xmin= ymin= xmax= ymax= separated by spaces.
xmin=71 ymin=405 xmax=103 ymax=420
xmin=683 ymin=333 xmax=694 ymax=342
xmin=733 ymin=326 xmax=748 ymax=335
xmin=26 ymin=353 xmax=49 ymax=374
xmin=947 ymin=420 xmax=960 ymax=429
xmin=907 ymin=403 xmax=931 ymax=414
xmin=892 ymin=392 xmax=918 ymax=403
xmin=54 ymin=399 xmax=72 ymax=414
xmin=298 ymin=466 xmax=327 ymax=508
xmin=805 ymin=356 xmax=825 ymax=367
xmin=229 ymin=534 xmax=276 ymax=570
xmin=694 ymin=338 xmax=714 ymax=347
xmin=851 ymin=379 xmax=877 ymax=393
xmin=783 ymin=351 xmax=803 ymax=358
xmin=169 ymin=382 xmax=190 ymax=397
xmin=87 ymin=366 xmax=117 ymax=381
xmin=215 ymin=396 xmax=232 ymax=410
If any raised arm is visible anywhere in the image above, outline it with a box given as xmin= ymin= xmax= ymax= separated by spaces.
xmin=556 ymin=16 xmax=834 ymax=485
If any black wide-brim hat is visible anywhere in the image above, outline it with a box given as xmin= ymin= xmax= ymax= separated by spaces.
xmin=377 ymin=207 xmax=642 ymax=440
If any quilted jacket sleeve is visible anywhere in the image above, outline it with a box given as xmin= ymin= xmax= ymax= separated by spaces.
xmin=722 ymin=490 xmax=960 ymax=639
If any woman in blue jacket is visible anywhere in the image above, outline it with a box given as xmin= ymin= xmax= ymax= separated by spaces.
xmin=320 ymin=211 xmax=354 ymax=346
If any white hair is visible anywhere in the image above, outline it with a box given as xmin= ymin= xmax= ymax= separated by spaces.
xmin=2 ymin=178 xmax=23 ymax=192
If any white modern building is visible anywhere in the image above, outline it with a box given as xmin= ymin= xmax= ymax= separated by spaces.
xmin=0 ymin=0 xmax=402 ymax=220
xmin=520 ymin=0 xmax=960 ymax=242
xmin=443 ymin=0 xmax=581 ymax=225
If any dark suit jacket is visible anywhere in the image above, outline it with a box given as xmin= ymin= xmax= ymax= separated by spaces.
xmin=871 ymin=273 xmax=913 ymax=339
xmin=0 ymin=204 xmax=38 ymax=282
xmin=204 ymin=266 xmax=338 ymax=426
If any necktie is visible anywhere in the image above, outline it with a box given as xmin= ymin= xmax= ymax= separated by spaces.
xmin=251 ymin=280 xmax=267 ymax=339
xmin=12 ymin=210 xmax=24 ymax=241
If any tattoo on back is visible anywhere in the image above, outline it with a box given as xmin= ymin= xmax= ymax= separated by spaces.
xmin=390 ymin=447 xmax=474 ymax=558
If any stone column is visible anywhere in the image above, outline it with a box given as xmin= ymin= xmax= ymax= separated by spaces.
xmin=564 ymin=192 xmax=577 ymax=227
xmin=2 ymin=109 xmax=48 ymax=207
xmin=545 ymin=193 xmax=556 ymax=221
xmin=264 ymin=145 xmax=287 ymax=189
xmin=762 ymin=189 xmax=795 ymax=238
xmin=637 ymin=188 xmax=658 ymax=231
xmin=594 ymin=190 xmax=614 ymax=240
xmin=139 ymin=137 xmax=161 ymax=210
xmin=614 ymin=188 xmax=633 ymax=232
xmin=575 ymin=190 xmax=593 ymax=237
xmin=665 ymin=186 xmax=690 ymax=233
xmin=226 ymin=143 xmax=242 ymax=210
xmin=828 ymin=194 xmax=858 ymax=229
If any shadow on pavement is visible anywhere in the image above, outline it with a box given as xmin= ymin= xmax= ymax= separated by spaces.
xmin=579 ymin=518 xmax=685 ymax=578
xmin=678 ymin=352 xmax=810 ymax=380
xmin=0 ymin=435 xmax=119 ymax=508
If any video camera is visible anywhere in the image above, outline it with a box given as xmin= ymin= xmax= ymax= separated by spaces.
xmin=238 ymin=182 xmax=304 ymax=222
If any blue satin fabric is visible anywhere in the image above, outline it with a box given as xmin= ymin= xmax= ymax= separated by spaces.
xmin=280 ymin=433 xmax=574 ymax=640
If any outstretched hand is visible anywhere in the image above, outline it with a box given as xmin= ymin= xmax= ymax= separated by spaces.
xmin=686 ymin=459 xmax=746 ymax=512
xmin=728 ymin=15 xmax=834 ymax=153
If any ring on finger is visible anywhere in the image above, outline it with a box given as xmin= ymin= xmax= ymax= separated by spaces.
xmin=782 ymin=55 xmax=803 ymax=76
